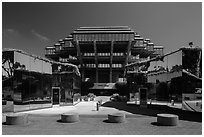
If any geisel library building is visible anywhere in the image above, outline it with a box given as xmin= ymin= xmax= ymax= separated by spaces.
xmin=45 ymin=26 xmax=164 ymax=95
xmin=3 ymin=26 xmax=201 ymax=113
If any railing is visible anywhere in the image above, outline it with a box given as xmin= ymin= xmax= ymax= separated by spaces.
xmin=83 ymin=52 xmax=124 ymax=57
xmin=85 ymin=64 xmax=123 ymax=68
xmin=153 ymin=48 xmax=164 ymax=55
xmin=45 ymin=48 xmax=55 ymax=55
xmin=134 ymin=40 xmax=144 ymax=47
xmin=112 ymin=53 xmax=124 ymax=56
xmin=55 ymin=45 xmax=62 ymax=51
xmin=59 ymin=56 xmax=77 ymax=62
xmin=84 ymin=53 xmax=95 ymax=56
xmin=146 ymin=43 xmax=154 ymax=51
xmin=98 ymin=53 xmax=110 ymax=56
xmin=63 ymin=41 xmax=74 ymax=47
xmin=73 ymin=33 xmax=134 ymax=41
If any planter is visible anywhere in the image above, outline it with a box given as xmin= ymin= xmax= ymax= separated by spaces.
xmin=108 ymin=113 xmax=126 ymax=123
xmin=157 ymin=114 xmax=179 ymax=126
xmin=6 ymin=114 xmax=28 ymax=125
xmin=61 ymin=112 xmax=79 ymax=123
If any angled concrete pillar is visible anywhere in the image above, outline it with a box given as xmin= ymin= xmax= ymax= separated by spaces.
xmin=76 ymin=40 xmax=84 ymax=80
xmin=76 ymin=40 xmax=83 ymax=67
xmin=110 ymin=41 xmax=114 ymax=83
xmin=93 ymin=40 xmax=98 ymax=83
xmin=124 ymin=41 xmax=132 ymax=77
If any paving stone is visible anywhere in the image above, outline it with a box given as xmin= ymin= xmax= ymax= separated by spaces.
xmin=2 ymin=115 xmax=202 ymax=135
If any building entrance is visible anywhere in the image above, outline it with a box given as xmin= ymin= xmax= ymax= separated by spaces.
xmin=52 ymin=87 xmax=60 ymax=105
xmin=98 ymin=71 xmax=109 ymax=83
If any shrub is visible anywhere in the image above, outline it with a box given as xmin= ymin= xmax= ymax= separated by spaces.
xmin=87 ymin=93 xmax=96 ymax=98
xmin=84 ymin=96 xmax=89 ymax=101
xmin=73 ymin=93 xmax=81 ymax=101
xmin=110 ymin=93 xmax=127 ymax=102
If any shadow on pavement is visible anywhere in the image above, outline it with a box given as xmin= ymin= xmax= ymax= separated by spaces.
xmin=103 ymin=119 xmax=113 ymax=123
xmin=151 ymin=122 xmax=167 ymax=126
xmin=56 ymin=119 xmax=80 ymax=124
xmin=56 ymin=119 xmax=63 ymax=123
xmin=102 ymin=119 xmax=127 ymax=124
xmin=101 ymin=101 xmax=202 ymax=122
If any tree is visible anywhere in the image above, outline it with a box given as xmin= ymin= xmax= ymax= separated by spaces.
xmin=170 ymin=64 xmax=182 ymax=72
xmin=182 ymin=49 xmax=201 ymax=76
xmin=2 ymin=52 xmax=14 ymax=78
xmin=3 ymin=52 xmax=27 ymax=78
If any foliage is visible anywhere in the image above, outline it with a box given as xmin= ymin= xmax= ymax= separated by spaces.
xmin=170 ymin=64 xmax=182 ymax=72
xmin=2 ymin=52 xmax=14 ymax=77
xmin=182 ymin=49 xmax=201 ymax=76
xmin=83 ymin=96 xmax=89 ymax=101
xmin=87 ymin=93 xmax=96 ymax=98
xmin=110 ymin=93 xmax=127 ymax=102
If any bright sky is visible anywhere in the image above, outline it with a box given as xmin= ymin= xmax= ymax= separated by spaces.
xmin=2 ymin=2 xmax=202 ymax=62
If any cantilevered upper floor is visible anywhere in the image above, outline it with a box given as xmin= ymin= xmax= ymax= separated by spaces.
xmin=45 ymin=26 xmax=163 ymax=65
xmin=45 ymin=26 xmax=164 ymax=82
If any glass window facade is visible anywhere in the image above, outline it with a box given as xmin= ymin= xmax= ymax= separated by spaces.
xmin=3 ymin=50 xmax=79 ymax=113
xmin=13 ymin=70 xmax=52 ymax=112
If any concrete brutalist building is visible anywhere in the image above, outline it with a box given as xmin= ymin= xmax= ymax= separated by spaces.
xmin=45 ymin=26 xmax=163 ymax=95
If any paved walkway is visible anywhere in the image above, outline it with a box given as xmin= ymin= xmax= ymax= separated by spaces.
xmin=2 ymin=96 xmax=202 ymax=135
xmin=17 ymin=101 xmax=132 ymax=116
xmin=4 ymin=98 xmax=134 ymax=116
xmin=2 ymin=114 xmax=202 ymax=135
xmin=2 ymin=96 xmax=182 ymax=117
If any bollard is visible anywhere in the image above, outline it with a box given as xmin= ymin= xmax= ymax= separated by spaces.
xmin=96 ymin=102 xmax=99 ymax=111
xmin=171 ymin=100 xmax=174 ymax=106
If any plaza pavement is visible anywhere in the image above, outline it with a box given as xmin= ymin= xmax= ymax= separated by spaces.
xmin=2 ymin=96 xmax=202 ymax=135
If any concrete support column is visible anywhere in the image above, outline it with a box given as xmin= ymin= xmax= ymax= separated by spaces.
xmin=124 ymin=41 xmax=132 ymax=77
xmin=93 ymin=40 xmax=98 ymax=83
xmin=110 ymin=41 xmax=114 ymax=83
xmin=81 ymin=70 xmax=85 ymax=81
xmin=76 ymin=40 xmax=84 ymax=80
